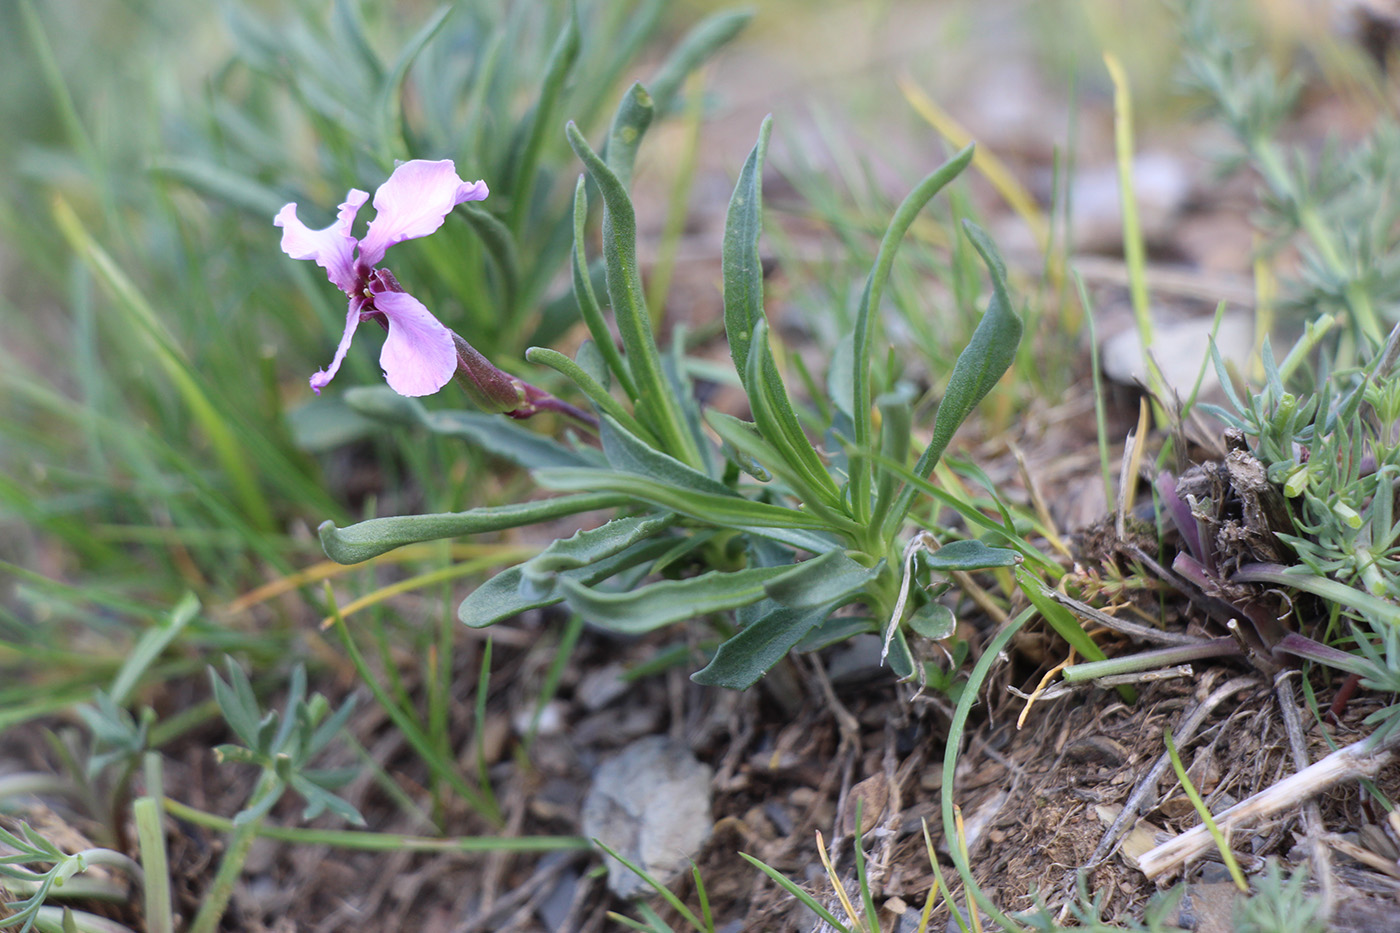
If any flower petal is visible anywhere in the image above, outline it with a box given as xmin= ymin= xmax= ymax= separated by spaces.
xmin=275 ymin=190 xmax=369 ymax=294
xmin=357 ymin=160 xmax=489 ymax=267
xmin=309 ymin=299 xmax=365 ymax=394
xmin=373 ymin=290 xmax=458 ymax=397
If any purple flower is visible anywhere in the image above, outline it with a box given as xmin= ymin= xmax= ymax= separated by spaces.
xmin=275 ymin=160 xmax=489 ymax=397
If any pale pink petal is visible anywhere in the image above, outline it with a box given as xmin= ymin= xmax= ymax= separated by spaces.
xmin=357 ymin=160 xmax=489 ymax=267
xmin=309 ymin=300 xmax=365 ymax=394
xmin=373 ymin=290 xmax=457 ymax=397
xmin=275 ymin=190 xmax=369 ymax=294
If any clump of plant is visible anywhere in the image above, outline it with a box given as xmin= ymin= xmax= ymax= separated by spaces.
xmin=1233 ymin=860 xmax=1325 ymax=933
xmin=2 ymin=0 xmax=750 ymax=616
xmin=1143 ymin=0 xmax=1400 ymax=718
xmin=298 ymin=79 xmax=1031 ymax=687
xmin=1179 ymin=0 xmax=1400 ymax=354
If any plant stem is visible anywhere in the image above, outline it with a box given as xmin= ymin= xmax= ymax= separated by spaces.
xmin=187 ymin=813 xmax=261 ymax=933
xmin=1062 ymin=638 xmax=1241 ymax=682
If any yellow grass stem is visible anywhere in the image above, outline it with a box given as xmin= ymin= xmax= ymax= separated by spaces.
xmin=317 ymin=550 xmax=533 ymax=629
xmin=1016 ymin=646 xmax=1076 ymax=730
xmin=225 ymin=543 xmax=535 ymax=614
xmin=1104 ymin=53 xmax=1168 ymax=426
xmin=1251 ymin=250 xmax=1276 ymax=383
xmin=815 ymin=830 xmax=867 ymax=933
xmin=898 ymin=75 xmax=1049 ymax=256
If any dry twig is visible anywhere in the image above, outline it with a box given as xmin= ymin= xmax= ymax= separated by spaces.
xmin=1138 ymin=730 xmax=1400 ymax=878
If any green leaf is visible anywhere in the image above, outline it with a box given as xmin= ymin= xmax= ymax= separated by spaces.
xmin=794 ymin=615 xmax=877 ymax=652
xmin=873 ymin=386 xmax=914 ymax=523
xmin=908 ymin=602 xmax=955 ymax=640
xmin=604 ymin=82 xmax=654 ymax=191
xmin=646 ymin=9 xmax=752 ymax=117
xmin=109 ymin=593 xmax=199 ymax=708
xmin=52 ymin=197 xmax=275 ymax=533
xmin=534 ymin=466 xmax=841 ymax=553
xmin=375 ymin=5 xmax=453 ymax=162
xmin=722 ymin=120 xmax=842 ymax=508
xmin=600 ymin=415 xmax=729 ymax=495
xmin=722 ymin=117 xmax=771 ymax=381
xmin=459 ymin=537 xmax=676 ymax=628
xmin=560 ymin=565 xmax=791 ymax=634
xmin=525 ymin=347 xmax=656 ymax=444
xmin=342 ymin=386 xmax=595 ymax=470
xmin=706 ymin=409 xmax=861 ymax=541
xmin=318 ymin=492 xmax=629 ymax=564
xmin=880 ymin=220 xmax=1024 ymax=539
xmin=520 ymin=512 xmax=675 ymax=595
xmin=209 ymin=660 xmax=259 ymax=750
xmin=458 ymin=205 xmax=519 ymax=318
xmin=286 ymin=396 xmax=380 ymax=453
xmin=762 ymin=549 xmax=881 ymax=610
xmin=565 ymin=122 xmax=701 ymax=466
xmin=886 ymin=628 xmax=915 ymax=679
xmin=737 ymin=853 xmax=849 ymax=930
xmin=1016 ymin=565 xmax=1134 ymax=704
xmin=571 ymin=177 xmax=635 ymax=397
xmin=689 ymin=554 xmax=878 ymax=689
xmin=148 ymin=156 xmax=288 ymax=217
xmin=918 ymin=539 xmax=1020 ymax=572
xmin=690 ymin=601 xmax=839 ymax=690
xmin=746 ymin=321 xmax=844 ymax=508
xmin=850 ymin=144 xmax=976 ymax=526
xmin=505 ymin=2 xmax=579 ymax=234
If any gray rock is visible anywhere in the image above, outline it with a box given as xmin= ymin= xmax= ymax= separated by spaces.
xmin=581 ymin=736 xmax=714 ymax=898
xmin=576 ymin=663 xmax=630 ymax=711
xmin=1100 ymin=310 xmax=1253 ymax=397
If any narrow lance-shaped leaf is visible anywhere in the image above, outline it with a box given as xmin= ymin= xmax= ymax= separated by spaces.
xmin=534 ymin=467 xmax=842 ymax=554
xmin=762 ymin=548 xmax=882 ymax=610
xmin=560 ymin=565 xmax=792 ymax=635
xmin=604 ymin=82 xmax=654 ymax=192
xmin=566 ymin=121 xmax=702 ymax=466
xmin=647 ymin=9 xmax=752 ymax=117
xmin=706 ymin=409 xmax=853 ymax=535
xmin=849 ymin=144 xmax=976 ymax=526
xmin=723 ymin=117 xmax=771 ymax=379
xmin=747 ymin=322 xmax=844 ymax=508
xmin=332 ymin=0 xmax=384 ymax=85
xmin=599 ymin=415 xmax=732 ymax=497
xmin=460 ymin=537 xmax=676 ymax=629
xmin=375 ymin=4 xmax=454 ymax=163
xmin=724 ymin=119 xmax=842 ymax=506
xmin=570 ymin=176 xmax=635 ymax=397
xmin=691 ymin=602 xmax=839 ymax=691
xmin=879 ymin=220 xmax=1023 ymax=539
xmin=692 ymin=551 xmax=880 ymax=689
xmin=458 ymin=204 xmax=519 ymax=318
xmin=318 ymin=492 xmax=629 ymax=564
xmin=520 ymin=512 xmax=675 ymax=593
xmin=506 ymin=2 xmax=580 ymax=234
